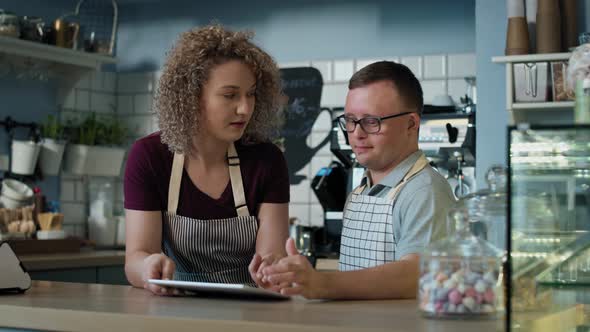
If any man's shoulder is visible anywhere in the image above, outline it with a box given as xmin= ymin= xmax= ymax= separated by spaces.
xmin=399 ymin=165 xmax=454 ymax=200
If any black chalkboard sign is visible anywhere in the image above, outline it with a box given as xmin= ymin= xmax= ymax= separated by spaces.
xmin=280 ymin=67 xmax=331 ymax=185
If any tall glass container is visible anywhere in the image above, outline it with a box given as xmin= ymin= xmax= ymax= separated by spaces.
xmin=419 ymin=206 xmax=503 ymax=319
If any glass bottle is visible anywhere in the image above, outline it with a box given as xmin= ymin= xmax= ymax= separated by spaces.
xmin=574 ymin=77 xmax=590 ymax=124
xmin=461 ymin=165 xmax=508 ymax=252
xmin=418 ymin=205 xmax=503 ymax=319
xmin=0 ymin=10 xmax=20 ymax=38
xmin=20 ymin=16 xmax=44 ymax=42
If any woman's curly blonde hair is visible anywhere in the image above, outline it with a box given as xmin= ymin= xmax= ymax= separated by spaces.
xmin=155 ymin=24 xmax=283 ymax=154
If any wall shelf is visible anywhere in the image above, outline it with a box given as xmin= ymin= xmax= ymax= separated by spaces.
xmin=0 ymin=35 xmax=116 ymax=73
xmin=492 ymin=52 xmax=572 ymax=63
xmin=493 ymin=52 xmax=574 ymax=124
xmin=512 ymin=101 xmax=575 ymax=110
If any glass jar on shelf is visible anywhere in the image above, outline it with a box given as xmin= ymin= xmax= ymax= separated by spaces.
xmin=19 ymin=16 xmax=44 ymax=42
xmin=0 ymin=9 xmax=20 ymax=38
xmin=418 ymin=206 xmax=504 ymax=319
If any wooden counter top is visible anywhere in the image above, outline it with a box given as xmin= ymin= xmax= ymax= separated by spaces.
xmin=0 ymin=281 xmax=502 ymax=332
xmin=18 ymin=250 xmax=125 ymax=271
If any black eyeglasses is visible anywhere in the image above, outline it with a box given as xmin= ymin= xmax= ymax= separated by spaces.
xmin=337 ymin=111 xmax=414 ymax=134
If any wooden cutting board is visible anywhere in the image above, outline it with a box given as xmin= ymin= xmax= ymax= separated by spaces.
xmin=6 ymin=238 xmax=82 ymax=255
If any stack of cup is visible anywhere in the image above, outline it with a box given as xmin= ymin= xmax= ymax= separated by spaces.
xmin=506 ymin=0 xmax=530 ymax=55
xmin=536 ymin=0 xmax=561 ymax=53
xmin=525 ymin=0 xmax=537 ymax=52
xmin=560 ymin=0 xmax=578 ymax=51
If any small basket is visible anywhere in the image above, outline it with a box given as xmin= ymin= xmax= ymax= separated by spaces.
xmin=63 ymin=0 xmax=118 ymax=55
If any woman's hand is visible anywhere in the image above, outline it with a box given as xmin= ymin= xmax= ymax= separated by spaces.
xmin=248 ymin=253 xmax=284 ymax=291
xmin=261 ymin=238 xmax=325 ymax=299
xmin=142 ymin=253 xmax=176 ymax=296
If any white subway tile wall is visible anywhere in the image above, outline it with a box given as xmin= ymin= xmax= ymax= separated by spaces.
xmin=58 ymin=87 xmax=76 ymax=109
xmin=447 ymin=53 xmax=476 ymax=78
xmin=447 ymin=79 xmax=469 ymax=104
xmin=91 ymin=92 xmax=116 ymax=113
xmin=355 ymin=58 xmax=381 ymax=72
xmin=421 ymin=80 xmax=448 ymax=105
xmin=333 ymin=60 xmax=354 ymax=82
xmin=116 ymin=95 xmax=134 ymax=115
xmin=75 ymin=90 xmax=91 ymax=111
xmin=117 ymin=72 xmax=155 ymax=94
xmin=321 ymin=83 xmax=349 ymax=108
xmin=311 ymin=60 xmax=333 ymax=83
xmin=57 ymin=52 xmax=475 ymax=234
xmin=423 ymin=54 xmax=447 ymax=79
xmin=57 ymin=71 xmax=123 ymax=235
xmin=133 ymin=94 xmax=153 ymax=114
xmin=291 ymin=179 xmax=311 ymax=204
xmin=400 ymin=56 xmax=423 ymax=80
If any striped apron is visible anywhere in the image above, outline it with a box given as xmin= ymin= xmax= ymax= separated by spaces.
xmin=162 ymin=143 xmax=258 ymax=285
xmin=339 ymin=155 xmax=428 ymax=271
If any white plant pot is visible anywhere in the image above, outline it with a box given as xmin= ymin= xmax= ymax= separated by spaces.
xmin=84 ymin=146 xmax=126 ymax=177
xmin=63 ymin=144 xmax=90 ymax=175
xmin=11 ymin=140 xmax=41 ymax=175
xmin=39 ymin=138 xmax=66 ymax=176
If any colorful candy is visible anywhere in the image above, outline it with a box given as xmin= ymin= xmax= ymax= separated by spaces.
xmin=419 ymin=265 xmax=499 ymax=317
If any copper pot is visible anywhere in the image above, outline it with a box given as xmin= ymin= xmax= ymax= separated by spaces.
xmin=54 ymin=18 xmax=79 ymax=49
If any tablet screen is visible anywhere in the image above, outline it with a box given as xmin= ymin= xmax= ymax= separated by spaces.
xmin=148 ymin=279 xmax=290 ymax=300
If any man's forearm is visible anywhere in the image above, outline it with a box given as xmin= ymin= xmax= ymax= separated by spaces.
xmin=318 ymin=259 xmax=419 ymax=300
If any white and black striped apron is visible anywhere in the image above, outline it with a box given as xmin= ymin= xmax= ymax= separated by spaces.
xmin=162 ymin=143 xmax=258 ymax=285
xmin=339 ymin=155 xmax=428 ymax=271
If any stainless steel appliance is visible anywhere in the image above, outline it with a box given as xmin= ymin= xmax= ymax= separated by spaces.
xmin=419 ymin=111 xmax=477 ymax=197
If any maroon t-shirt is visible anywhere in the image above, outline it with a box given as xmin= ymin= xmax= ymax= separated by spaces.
xmin=124 ymin=132 xmax=290 ymax=219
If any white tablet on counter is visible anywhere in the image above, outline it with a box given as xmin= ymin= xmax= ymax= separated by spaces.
xmin=147 ymin=279 xmax=290 ymax=300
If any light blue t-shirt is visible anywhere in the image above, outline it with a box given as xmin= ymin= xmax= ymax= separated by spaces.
xmin=359 ymin=150 xmax=456 ymax=258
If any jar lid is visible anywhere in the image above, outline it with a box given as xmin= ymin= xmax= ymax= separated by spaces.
xmin=423 ymin=207 xmax=503 ymax=259
xmin=21 ymin=16 xmax=43 ymax=23
xmin=0 ymin=9 xmax=17 ymax=17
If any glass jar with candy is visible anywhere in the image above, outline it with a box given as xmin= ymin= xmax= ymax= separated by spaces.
xmin=418 ymin=205 xmax=504 ymax=319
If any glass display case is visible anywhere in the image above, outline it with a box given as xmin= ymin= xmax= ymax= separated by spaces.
xmin=507 ymin=125 xmax=590 ymax=332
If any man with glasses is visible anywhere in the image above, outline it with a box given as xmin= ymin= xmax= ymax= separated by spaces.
xmin=260 ymin=61 xmax=455 ymax=299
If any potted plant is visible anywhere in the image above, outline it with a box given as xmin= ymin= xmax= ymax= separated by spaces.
xmin=10 ymin=139 xmax=41 ymax=176
xmin=84 ymin=116 xmax=127 ymax=177
xmin=62 ymin=113 xmax=127 ymax=176
xmin=39 ymin=114 xmax=67 ymax=176
xmin=62 ymin=113 xmax=97 ymax=175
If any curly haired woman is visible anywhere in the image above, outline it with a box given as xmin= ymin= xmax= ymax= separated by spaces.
xmin=123 ymin=24 xmax=289 ymax=295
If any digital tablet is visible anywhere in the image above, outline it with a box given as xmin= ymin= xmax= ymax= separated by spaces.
xmin=147 ymin=279 xmax=290 ymax=300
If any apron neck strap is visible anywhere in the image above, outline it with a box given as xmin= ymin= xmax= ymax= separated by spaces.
xmin=167 ymin=153 xmax=185 ymax=214
xmin=351 ymin=154 xmax=429 ymax=198
xmin=385 ymin=154 xmax=429 ymax=201
xmin=227 ymin=143 xmax=250 ymax=217
xmin=167 ymin=143 xmax=250 ymax=217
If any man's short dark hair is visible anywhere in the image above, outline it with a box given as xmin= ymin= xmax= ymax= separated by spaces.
xmin=348 ymin=61 xmax=423 ymax=116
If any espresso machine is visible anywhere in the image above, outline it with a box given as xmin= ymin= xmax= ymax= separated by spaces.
xmin=419 ymin=111 xmax=476 ymax=197
xmin=310 ymin=107 xmax=364 ymax=256
xmin=420 ymin=77 xmax=477 ymax=198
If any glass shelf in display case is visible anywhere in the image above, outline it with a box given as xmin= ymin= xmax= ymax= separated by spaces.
xmin=507 ymin=124 xmax=590 ymax=332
